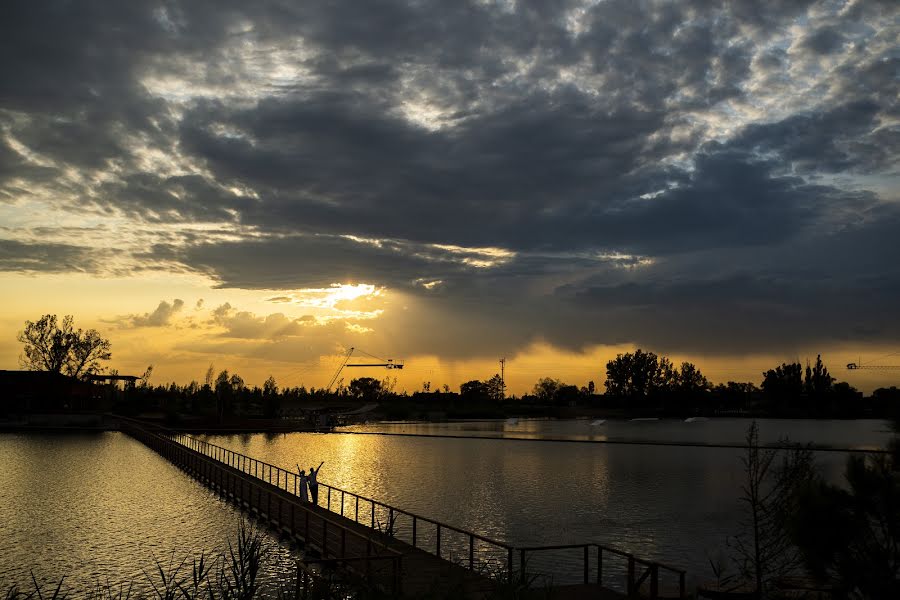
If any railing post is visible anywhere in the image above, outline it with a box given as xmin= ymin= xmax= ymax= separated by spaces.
xmin=627 ymin=555 xmax=635 ymax=598
xmin=650 ymin=564 xmax=658 ymax=600
xmin=583 ymin=545 xmax=589 ymax=584
xmin=412 ymin=517 xmax=417 ymax=547
xmin=469 ymin=535 xmax=474 ymax=570
xmin=371 ymin=501 xmax=375 ymax=529
xmin=507 ymin=547 xmax=513 ymax=584
xmin=355 ymin=496 xmax=359 ymax=522
xmin=327 ymin=487 xmax=331 ymax=511
xmin=341 ymin=490 xmax=345 ymax=516
xmin=389 ymin=507 xmax=393 ymax=534
xmin=597 ymin=546 xmax=602 ymax=584
xmin=436 ymin=524 xmax=441 ymax=558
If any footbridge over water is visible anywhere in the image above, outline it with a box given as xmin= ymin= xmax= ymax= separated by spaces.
xmin=120 ymin=418 xmax=686 ymax=598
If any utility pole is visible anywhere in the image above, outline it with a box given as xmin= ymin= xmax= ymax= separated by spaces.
xmin=499 ymin=357 xmax=506 ymax=400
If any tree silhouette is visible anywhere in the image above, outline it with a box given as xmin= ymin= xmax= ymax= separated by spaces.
xmin=790 ymin=454 xmax=900 ymax=597
xmin=604 ymin=349 xmax=677 ymax=400
xmin=485 ymin=374 xmax=505 ymax=402
xmin=532 ymin=377 xmax=563 ymax=403
xmin=348 ymin=377 xmax=383 ymax=402
xmin=730 ymin=422 xmax=816 ymax=596
xmin=804 ymin=354 xmax=834 ymax=396
xmin=761 ymin=362 xmax=803 ymax=398
xmin=458 ymin=379 xmax=486 ymax=402
xmin=677 ymin=361 xmax=710 ymax=394
xmin=17 ymin=314 xmax=111 ymax=378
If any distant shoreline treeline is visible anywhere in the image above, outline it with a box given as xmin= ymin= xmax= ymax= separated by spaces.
xmin=7 ymin=313 xmax=899 ymax=422
xmin=81 ymin=351 xmax=900 ymax=422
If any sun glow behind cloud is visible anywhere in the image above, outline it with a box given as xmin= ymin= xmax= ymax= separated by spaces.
xmin=0 ymin=1 xmax=897 ymax=394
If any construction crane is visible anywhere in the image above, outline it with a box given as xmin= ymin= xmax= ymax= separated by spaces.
xmin=326 ymin=347 xmax=404 ymax=391
xmin=846 ymin=353 xmax=900 ymax=370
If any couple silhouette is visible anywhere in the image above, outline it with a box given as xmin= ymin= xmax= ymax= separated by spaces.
xmin=297 ymin=461 xmax=324 ymax=504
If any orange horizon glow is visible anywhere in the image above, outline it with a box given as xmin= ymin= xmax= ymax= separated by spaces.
xmin=1 ymin=272 xmax=897 ymax=396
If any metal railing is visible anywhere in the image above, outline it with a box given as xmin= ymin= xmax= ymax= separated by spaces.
xmin=120 ymin=417 xmax=690 ymax=594
xmin=516 ymin=543 xmax=686 ymax=599
xmin=119 ymin=419 xmax=404 ymax=594
xmin=162 ymin=430 xmax=516 ymax=580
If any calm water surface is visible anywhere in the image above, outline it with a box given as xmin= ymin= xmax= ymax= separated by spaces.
xmin=1 ymin=419 xmax=891 ymax=591
xmin=205 ymin=418 xmax=890 ymax=584
xmin=343 ymin=417 xmax=893 ymax=449
xmin=0 ymin=432 xmax=296 ymax=594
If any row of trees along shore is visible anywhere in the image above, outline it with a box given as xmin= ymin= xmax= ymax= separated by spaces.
xmin=12 ymin=314 xmax=900 ymax=419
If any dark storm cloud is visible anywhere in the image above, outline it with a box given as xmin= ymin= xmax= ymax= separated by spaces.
xmin=801 ymin=27 xmax=846 ymax=55
xmin=0 ymin=239 xmax=107 ymax=273
xmin=99 ymin=173 xmax=255 ymax=223
xmin=161 ymin=234 xmax=508 ymax=290
xmin=1 ymin=0 xmax=898 ymax=356
xmin=179 ymin=88 xmax=671 ymax=251
xmin=733 ymin=100 xmax=895 ymax=174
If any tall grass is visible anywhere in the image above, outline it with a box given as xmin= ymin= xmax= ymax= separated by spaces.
xmin=4 ymin=520 xmax=280 ymax=600
xmin=3 ymin=518 xmax=525 ymax=599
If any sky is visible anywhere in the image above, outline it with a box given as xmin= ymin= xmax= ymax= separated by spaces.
xmin=0 ymin=0 xmax=898 ymax=394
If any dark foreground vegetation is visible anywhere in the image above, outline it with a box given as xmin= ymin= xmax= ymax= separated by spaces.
xmin=701 ymin=417 xmax=900 ymax=599
xmin=3 ymin=521 xmax=551 ymax=600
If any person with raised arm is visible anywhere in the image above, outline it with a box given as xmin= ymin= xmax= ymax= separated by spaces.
xmin=296 ymin=464 xmax=309 ymax=502
xmin=308 ymin=461 xmax=324 ymax=505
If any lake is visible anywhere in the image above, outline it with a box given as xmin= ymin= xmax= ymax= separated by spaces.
xmin=0 ymin=418 xmax=892 ymax=592
xmin=0 ymin=432 xmax=297 ymax=594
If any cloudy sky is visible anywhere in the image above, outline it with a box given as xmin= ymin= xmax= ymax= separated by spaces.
xmin=1 ymin=0 xmax=898 ymax=393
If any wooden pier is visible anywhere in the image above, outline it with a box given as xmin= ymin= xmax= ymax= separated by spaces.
xmin=120 ymin=418 xmax=686 ymax=598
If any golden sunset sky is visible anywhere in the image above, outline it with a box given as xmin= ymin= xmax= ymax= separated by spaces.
xmin=1 ymin=1 xmax=897 ymax=394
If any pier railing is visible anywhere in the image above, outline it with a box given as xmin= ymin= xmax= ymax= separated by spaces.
xmin=121 ymin=418 xmax=689 ymax=597
xmin=119 ymin=419 xmax=404 ymax=594
xmin=517 ymin=543 xmax=686 ymax=599
xmin=163 ymin=430 xmax=516 ymax=579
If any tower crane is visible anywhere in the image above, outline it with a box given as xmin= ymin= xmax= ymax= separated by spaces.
xmin=846 ymin=353 xmax=900 ymax=370
xmin=326 ymin=347 xmax=404 ymax=391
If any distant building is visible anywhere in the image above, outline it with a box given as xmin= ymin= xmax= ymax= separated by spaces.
xmin=0 ymin=370 xmax=95 ymax=414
